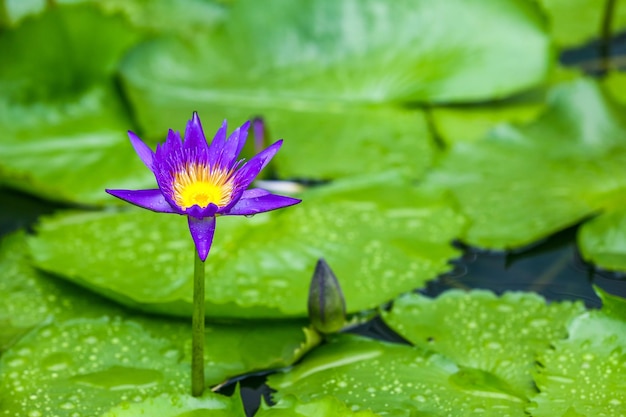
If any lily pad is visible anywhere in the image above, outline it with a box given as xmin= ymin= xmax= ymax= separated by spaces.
xmin=0 ymin=0 xmax=227 ymax=31
xmin=256 ymin=395 xmax=379 ymax=417
xmin=120 ymin=0 xmax=550 ymax=180
xmin=0 ymin=230 xmax=320 ymax=416
xmin=538 ymin=0 xmax=626 ymax=48
xmin=268 ymin=334 xmax=529 ymax=417
xmin=101 ymin=390 xmax=246 ymax=417
xmin=0 ymin=4 xmax=154 ymax=205
xmin=382 ymin=290 xmax=585 ymax=397
xmin=429 ymin=99 xmax=544 ymax=145
xmin=0 ymin=314 xmax=318 ymax=416
xmin=423 ymin=78 xmax=626 ymax=250
xmin=528 ymin=309 xmax=626 ymax=416
xmin=29 ymin=174 xmax=464 ymax=318
xmin=578 ymin=208 xmax=626 ymax=271
xmin=0 ymin=231 xmax=123 ymax=353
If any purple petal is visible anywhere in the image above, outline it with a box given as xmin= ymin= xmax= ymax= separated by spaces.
xmin=219 ymin=121 xmax=250 ymax=169
xmin=183 ymin=112 xmax=209 ymax=152
xmin=105 ymin=189 xmax=179 ymax=214
xmin=207 ymin=120 xmax=228 ymax=166
xmin=156 ymin=129 xmax=183 ymax=160
xmin=252 ymin=117 xmax=265 ymax=154
xmin=128 ymin=131 xmax=155 ymax=170
xmin=185 ymin=202 xmax=219 ymax=219
xmin=188 ymin=216 xmax=216 ymax=262
xmin=232 ymin=140 xmax=283 ymax=190
xmin=224 ymin=188 xmax=301 ymax=216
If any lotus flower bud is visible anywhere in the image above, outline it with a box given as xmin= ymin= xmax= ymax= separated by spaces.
xmin=308 ymin=258 xmax=346 ymax=334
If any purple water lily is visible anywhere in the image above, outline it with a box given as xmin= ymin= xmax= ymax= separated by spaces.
xmin=106 ymin=112 xmax=301 ymax=261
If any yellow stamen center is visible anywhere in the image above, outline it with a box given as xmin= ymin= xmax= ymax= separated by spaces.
xmin=173 ymin=163 xmax=234 ymax=210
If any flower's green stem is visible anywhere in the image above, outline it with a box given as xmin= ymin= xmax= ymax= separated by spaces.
xmin=600 ymin=0 xmax=617 ymax=75
xmin=191 ymin=250 xmax=206 ymax=397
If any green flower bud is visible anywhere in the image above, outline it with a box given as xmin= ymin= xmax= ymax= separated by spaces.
xmin=308 ymin=258 xmax=346 ymax=334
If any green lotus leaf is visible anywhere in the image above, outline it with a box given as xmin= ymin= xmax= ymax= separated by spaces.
xmin=604 ymin=72 xmax=626 ymax=105
xmin=528 ymin=309 xmax=626 ymax=416
xmin=268 ymin=334 xmax=529 ymax=417
xmin=0 ymin=0 xmax=227 ymax=31
xmin=0 ymin=313 xmax=317 ymax=416
xmin=595 ymin=285 xmax=626 ymax=320
xmin=578 ymin=208 xmax=626 ymax=272
xmin=382 ymin=290 xmax=585 ymax=397
xmin=29 ymin=173 xmax=465 ymax=318
xmin=0 ymin=4 xmax=155 ymax=205
xmin=101 ymin=390 xmax=246 ymax=417
xmin=0 ymin=231 xmax=124 ymax=353
xmin=538 ymin=0 xmax=626 ymax=48
xmin=257 ymin=395 xmax=379 ymax=417
xmin=0 ymin=231 xmax=319 ymax=416
xmin=423 ymin=78 xmax=626 ymax=249
xmin=120 ymin=0 xmax=549 ymax=180
xmin=429 ymin=99 xmax=544 ymax=145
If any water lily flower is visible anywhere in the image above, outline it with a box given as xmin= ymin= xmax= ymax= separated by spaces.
xmin=106 ymin=112 xmax=301 ymax=261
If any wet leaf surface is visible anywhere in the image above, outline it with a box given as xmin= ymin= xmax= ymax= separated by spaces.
xmin=382 ymin=291 xmax=585 ymax=397
xmin=268 ymin=334 xmax=529 ymax=417
xmin=0 ymin=232 xmax=319 ymax=416
xmin=29 ymin=174 xmax=465 ymax=318
xmin=101 ymin=390 xmax=247 ymax=417
xmin=256 ymin=395 xmax=379 ymax=417
xmin=529 ymin=309 xmax=626 ymax=416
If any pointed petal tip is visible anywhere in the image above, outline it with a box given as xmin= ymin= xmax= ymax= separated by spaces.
xmin=188 ymin=216 xmax=217 ymax=262
xmin=127 ymin=131 xmax=155 ymax=170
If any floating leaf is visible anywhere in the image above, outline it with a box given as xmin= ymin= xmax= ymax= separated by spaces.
xmin=382 ymin=291 xmax=585 ymax=397
xmin=0 ymin=4 xmax=153 ymax=205
xmin=29 ymin=174 xmax=465 ymax=318
xmin=0 ymin=313 xmax=318 ymax=416
xmin=0 ymin=231 xmax=319 ymax=415
xmin=121 ymin=0 xmax=550 ymax=180
xmin=257 ymin=395 xmax=379 ymax=417
xmin=0 ymin=231 xmax=122 ymax=353
xmin=538 ymin=0 xmax=626 ymax=48
xmin=595 ymin=285 xmax=626 ymax=320
xmin=423 ymin=78 xmax=626 ymax=249
xmin=101 ymin=390 xmax=246 ymax=417
xmin=429 ymin=100 xmax=544 ymax=145
xmin=0 ymin=316 xmax=191 ymax=416
xmin=528 ymin=310 xmax=626 ymax=416
xmin=1 ymin=0 xmax=227 ymax=31
xmin=578 ymin=208 xmax=626 ymax=272
xmin=268 ymin=334 xmax=529 ymax=416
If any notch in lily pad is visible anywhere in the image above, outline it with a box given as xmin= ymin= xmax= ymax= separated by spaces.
xmin=308 ymin=258 xmax=346 ymax=334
